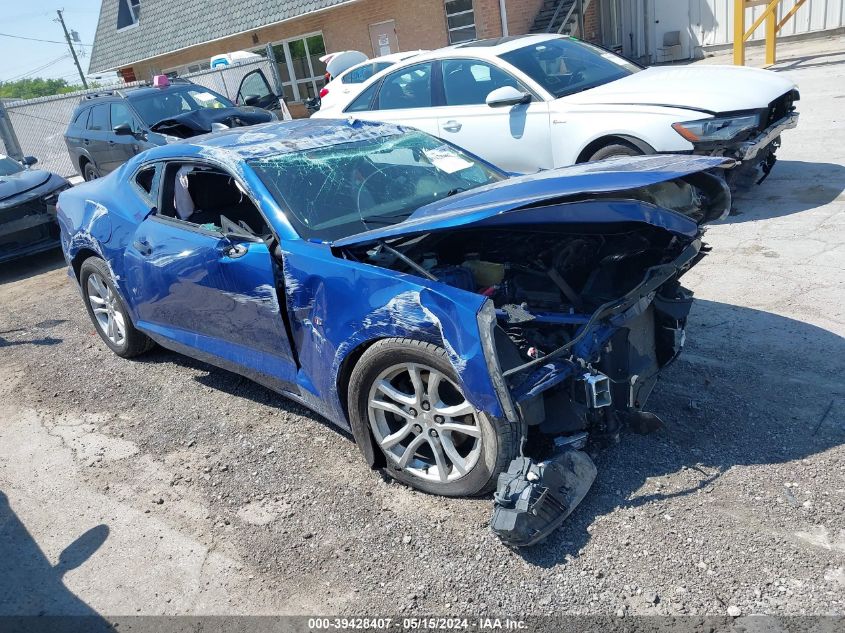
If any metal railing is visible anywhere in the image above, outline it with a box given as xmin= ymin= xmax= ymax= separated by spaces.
xmin=733 ymin=0 xmax=810 ymax=65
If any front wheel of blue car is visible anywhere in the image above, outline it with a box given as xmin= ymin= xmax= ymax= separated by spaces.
xmin=349 ymin=339 xmax=518 ymax=497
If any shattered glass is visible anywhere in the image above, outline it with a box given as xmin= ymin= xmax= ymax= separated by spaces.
xmin=248 ymin=131 xmax=504 ymax=241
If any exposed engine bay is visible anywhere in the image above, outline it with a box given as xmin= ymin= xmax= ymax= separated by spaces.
xmin=339 ymin=170 xmax=727 ymax=547
xmin=346 ymin=217 xmax=705 ymax=545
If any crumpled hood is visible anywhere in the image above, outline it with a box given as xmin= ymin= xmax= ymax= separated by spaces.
xmin=150 ymin=106 xmax=274 ymax=138
xmin=565 ymin=65 xmax=796 ymax=113
xmin=333 ymin=155 xmax=731 ymax=247
xmin=0 ymin=169 xmax=52 ymax=202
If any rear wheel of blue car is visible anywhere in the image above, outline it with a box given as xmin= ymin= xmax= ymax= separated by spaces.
xmin=349 ymin=339 xmax=518 ymax=497
xmin=79 ymin=257 xmax=154 ymax=358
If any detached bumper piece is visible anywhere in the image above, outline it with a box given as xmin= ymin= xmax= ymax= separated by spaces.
xmin=490 ymin=449 xmax=597 ymax=547
xmin=735 ymin=112 xmax=799 ymax=162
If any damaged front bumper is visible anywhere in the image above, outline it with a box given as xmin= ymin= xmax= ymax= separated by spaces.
xmin=487 ymin=240 xmax=703 ymax=546
xmin=733 ymin=112 xmax=799 ymax=162
xmin=0 ymin=195 xmax=63 ymax=264
xmin=491 ymin=449 xmax=597 ymax=547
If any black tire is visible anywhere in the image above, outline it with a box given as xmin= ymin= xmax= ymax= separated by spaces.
xmin=79 ymin=257 xmax=154 ymax=358
xmin=83 ymin=162 xmax=100 ymax=181
xmin=348 ymin=338 xmax=519 ymax=497
xmin=589 ymin=142 xmax=643 ymax=162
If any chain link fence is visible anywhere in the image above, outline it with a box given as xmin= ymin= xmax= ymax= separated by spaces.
xmin=0 ymin=58 xmax=280 ymax=179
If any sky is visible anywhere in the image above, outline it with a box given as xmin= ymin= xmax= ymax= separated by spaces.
xmin=0 ymin=1 xmax=114 ymax=85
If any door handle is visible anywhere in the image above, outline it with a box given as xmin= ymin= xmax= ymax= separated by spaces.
xmin=83 ymin=139 xmax=90 ymax=145
xmin=442 ymin=120 xmax=462 ymax=133
xmin=133 ymin=239 xmax=152 ymax=256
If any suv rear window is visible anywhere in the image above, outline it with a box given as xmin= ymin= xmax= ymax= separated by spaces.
xmin=71 ymin=108 xmax=90 ymax=128
xmin=88 ymin=104 xmax=110 ymax=131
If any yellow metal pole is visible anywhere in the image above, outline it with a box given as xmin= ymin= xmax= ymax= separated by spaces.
xmin=777 ymin=0 xmax=808 ymax=32
xmin=765 ymin=1 xmax=777 ymax=64
xmin=734 ymin=0 xmax=746 ymax=65
xmin=743 ymin=0 xmax=781 ymax=42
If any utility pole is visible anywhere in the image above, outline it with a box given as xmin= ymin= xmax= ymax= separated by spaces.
xmin=56 ymin=9 xmax=88 ymax=89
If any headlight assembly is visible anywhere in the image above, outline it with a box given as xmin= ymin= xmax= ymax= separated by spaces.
xmin=672 ymin=113 xmax=760 ymax=143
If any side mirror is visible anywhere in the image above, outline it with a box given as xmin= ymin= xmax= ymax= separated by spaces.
xmin=224 ymin=230 xmax=263 ymax=244
xmin=22 ymin=156 xmax=38 ymax=167
xmin=113 ymin=122 xmax=134 ymax=136
xmin=486 ymin=86 xmax=531 ymax=108
xmin=244 ymin=94 xmax=261 ymax=107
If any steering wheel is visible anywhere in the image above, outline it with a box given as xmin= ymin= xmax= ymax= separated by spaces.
xmin=355 ymin=165 xmax=416 ymax=216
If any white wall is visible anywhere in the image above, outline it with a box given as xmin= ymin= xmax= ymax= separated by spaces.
xmin=692 ymin=0 xmax=845 ymax=48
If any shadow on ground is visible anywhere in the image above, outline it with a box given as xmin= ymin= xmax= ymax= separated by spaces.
xmin=0 ymin=491 xmax=110 ymax=624
xmin=517 ymin=299 xmax=845 ymax=566
xmin=133 ymin=346 xmax=352 ymax=440
xmin=723 ymin=160 xmax=845 ymax=222
xmin=772 ymin=49 xmax=845 ymax=72
xmin=0 ymin=248 xmax=65 ymax=286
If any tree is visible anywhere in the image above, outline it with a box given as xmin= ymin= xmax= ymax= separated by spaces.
xmin=0 ymin=77 xmax=88 ymax=100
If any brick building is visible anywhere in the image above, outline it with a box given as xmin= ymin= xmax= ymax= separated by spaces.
xmin=89 ymin=0 xmax=604 ymax=112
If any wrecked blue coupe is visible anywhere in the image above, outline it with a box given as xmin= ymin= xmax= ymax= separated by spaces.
xmin=58 ymin=119 xmax=730 ymax=542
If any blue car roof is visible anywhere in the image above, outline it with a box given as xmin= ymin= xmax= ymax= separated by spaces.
xmin=158 ymin=118 xmax=408 ymax=161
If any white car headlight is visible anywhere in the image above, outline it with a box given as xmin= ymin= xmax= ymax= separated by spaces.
xmin=672 ymin=114 xmax=760 ymax=143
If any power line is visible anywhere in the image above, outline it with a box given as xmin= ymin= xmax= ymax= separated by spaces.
xmin=0 ymin=32 xmax=92 ymax=46
xmin=1 ymin=55 xmax=71 ymax=83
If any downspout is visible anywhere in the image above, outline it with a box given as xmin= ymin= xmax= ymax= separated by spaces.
xmin=499 ymin=0 xmax=509 ymax=36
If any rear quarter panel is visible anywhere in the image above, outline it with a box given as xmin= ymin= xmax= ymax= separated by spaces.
xmin=57 ymin=165 xmax=148 ymax=319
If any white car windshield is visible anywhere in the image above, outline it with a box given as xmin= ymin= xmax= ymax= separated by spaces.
xmin=499 ymin=38 xmax=640 ymax=98
xmin=249 ymin=131 xmax=505 ymax=241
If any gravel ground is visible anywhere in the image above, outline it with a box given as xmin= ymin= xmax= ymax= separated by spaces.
xmin=1 ymin=45 xmax=843 ymax=618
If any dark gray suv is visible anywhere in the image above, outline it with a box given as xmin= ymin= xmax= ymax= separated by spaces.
xmin=64 ymin=74 xmax=282 ymax=181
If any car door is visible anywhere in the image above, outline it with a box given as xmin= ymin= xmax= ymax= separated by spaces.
xmin=123 ymin=160 xmax=298 ymax=392
xmin=435 ymin=59 xmax=553 ymax=174
xmin=351 ymin=61 xmax=440 ymax=135
xmin=105 ymin=102 xmax=144 ymax=173
xmin=236 ymin=69 xmax=282 ymax=115
xmin=85 ymin=103 xmax=112 ymax=175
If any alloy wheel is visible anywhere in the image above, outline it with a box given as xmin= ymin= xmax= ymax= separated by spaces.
xmin=367 ymin=362 xmax=482 ymax=484
xmin=87 ymin=272 xmax=126 ymax=347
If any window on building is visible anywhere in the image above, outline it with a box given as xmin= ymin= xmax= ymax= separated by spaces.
xmin=262 ymin=33 xmax=328 ymax=103
xmin=445 ymin=0 xmax=476 ymax=44
xmin=117 ymin=0 xmax=140 ymax=30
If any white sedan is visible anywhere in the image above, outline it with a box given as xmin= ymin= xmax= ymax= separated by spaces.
xmin=313 ymin=35 xmax=799 ymax=182
xmin=317 ymin=50 xmax=427 ymax=113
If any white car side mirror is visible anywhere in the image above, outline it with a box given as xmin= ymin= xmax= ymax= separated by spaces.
xmin=486 ymin=86 xmax=531 ymax=108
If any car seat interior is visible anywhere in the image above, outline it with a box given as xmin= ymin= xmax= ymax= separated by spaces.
xmin=160 ymin=163 xmax=270 ymax=237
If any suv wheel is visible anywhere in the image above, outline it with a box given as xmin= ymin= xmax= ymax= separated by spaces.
xmin=83 ymin=162 xmax=100 ymax=181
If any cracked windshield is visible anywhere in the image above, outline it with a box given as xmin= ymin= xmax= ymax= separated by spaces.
xmin=249 ymin=130 xmax=505 ymax=241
